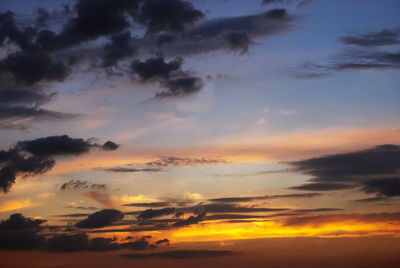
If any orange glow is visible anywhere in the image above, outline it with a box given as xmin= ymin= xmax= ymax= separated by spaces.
xmin=0 ymin=198 xmax=36 ymax=212
xmin=169 ymin=220 xmax=400 ymax=242
xmin=46 ymin=126 xmax=400 ymax=175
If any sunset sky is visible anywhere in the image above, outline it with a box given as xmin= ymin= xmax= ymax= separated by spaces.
xmin=0 ymin=0 xmax=399 ymax=267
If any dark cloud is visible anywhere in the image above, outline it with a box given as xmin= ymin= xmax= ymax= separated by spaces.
xmin=157 ymin=75 xmax=203 ymax=98
xmin=155 ymin=238 xmax=170 ymax=245
xmin=0 ymin=135 xmax=118 ymax=193
xmin=173 ymin=205 xmax=206 ymax=227
xmin=0 ymin=80 xmax=77 ymax=129
xmin=0 ymin=213 xmax=46 ymax=250
xmin=225 ymin=31 xmax=253 ymax=53
xmin=362 ymin=178 xmax=400 ymax=197
xmin=0 ymin=229 xmax=46 ymax=250
xmin=138 ymin=0 xmax=204 ymax=34
xmin=0 ymin=52 xmax=69 ymax=85
xmin=34 ymin=0 xmax=140 ymax=51
xmin=47 ymin=233 xmax=89 ymax=252
xmin=123 ymin=249 xmax=237 ymax=259
xmin=290 ymin=145 xmax=400 ymax=182
xmin=123 ymin=201 xmax=175 ymax=208
xmin=103 ymin=167 xmax=162 ymax=173
xmin=294 ymin=28 xmax=400 ymax=77
xmin=288 ymin=145 xmax=400 ymax=198
xmin=16 ymin=135 xmax=115 ymax=156
xmin=132 ymin=57 xmax=182 ymax=81
xmin=60 ymin=179 xmax=106 ymax=191
xmin=0 ymin=213 xmax=46 ymax=230
xmin=75 ymin=209 xmax=124 ymax=228
xmin=354 ymin=196 xmax=389 ymax=203
xmin=147 ymin=156 xmax=227 ymax=166
xmin=102 ymin=141 xmax=120 ymax=151
xmin=103 ymin=31 xmax=139 ymax=67
xmin=340 ymin=29 xmax=400 ymax=46
xmin=138 ymin=207 xmax=175 ymax=219
xmin=289 ymin=182 xmax=356 ymax=191
xmin=208 ymin=193 xmax=321 ymax=203
xmin=131 ymin=57 xmax=203 ymax=98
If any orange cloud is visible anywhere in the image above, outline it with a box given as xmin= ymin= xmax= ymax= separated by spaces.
xmin=0 ymin=199 xmax=36 ymax=212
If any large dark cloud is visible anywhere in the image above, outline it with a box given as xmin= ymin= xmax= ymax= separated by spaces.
xmin=0 ymin=52 xmax=69 ymax=85
xmin=15 ymin=135 xmax=118 ymax=156
xmin=0 ymin=135 xmax=118 ymax=193
xmin=288 ymin=144 xmax=400 ymax=200
xmin=47 ymin=233 xmax=89 ymax=252
xmin=0 ymin=213 xmax=46 ymax=230
xmin=0 ymin=213 xmax=47 ymax=250
xmin=362 ymin=178 xmax=400 ymax=197
xmin=138 ymin=0 xmax=204 ymax=34
xmin=102 ymin=31 xmax=140 ymax=67
xmin=75 ymin=209 xmax=124 ymax=228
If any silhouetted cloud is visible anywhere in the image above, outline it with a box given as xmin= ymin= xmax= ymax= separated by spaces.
xmin=0 ymin=229 xmax=46 ymax=250
xmin=289 ymin=182 xmax=356 ymax=191
xmin=0 ymin=213 xmax=46 ymax=250
xmin=16 ymin=135 xmax=117 ymax=156
xmin=75 ymin=209 xmax=124 ymax=228
xmin=103 ymin=167 xmax=162 ymax=173
xmin=139 ymin=207 xmax=176 ymax=219
xmin=225 ymin=31 xmax=253 ymax=53
xmin=288 ymin=145 xmax=400 ymax=199
xmin=0 ymin=213 xmax=46 ymax=230
xmin=340 ymin=29 xmax=400 ymax=46
xmin=147 ymin=156 xmax=227 ymax=166
xmin=208 ymin=193 xmax=321 ymax=203
xmin=138 ymin=0 xmax=204 ymax=34
xmin=0 ymin=135 xmax=118 ymax=193
xmin=47 ymin=233 xmax=89 ymax=252
xmin=103 ymin=31 xmax=140 ymax=66
xmin=123 ymin=249 xmax=237 ymax=259
xmin=0 ymin=52 xmax=69 ymax=85
xmin=131 ymin=57 xmax=203 ymax=98
xmin=60 ymin=179 xmax=106 ymax=191
xmin=123 ymin=202 xmax=170 ymax=207
xmin=294 ymin=28 xmax=400 ymax=77
xmin=0 ymin=82 xmax=76 ymax=129
xmin=362 ymin=178 xmax=400 ymax=197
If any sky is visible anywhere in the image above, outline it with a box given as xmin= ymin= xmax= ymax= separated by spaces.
xmin=0 ymin=0 xmax=399 ymax=267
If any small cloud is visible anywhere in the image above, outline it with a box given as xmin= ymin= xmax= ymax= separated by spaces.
xmin=0 ymin=199 xmax=36 ymax=212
